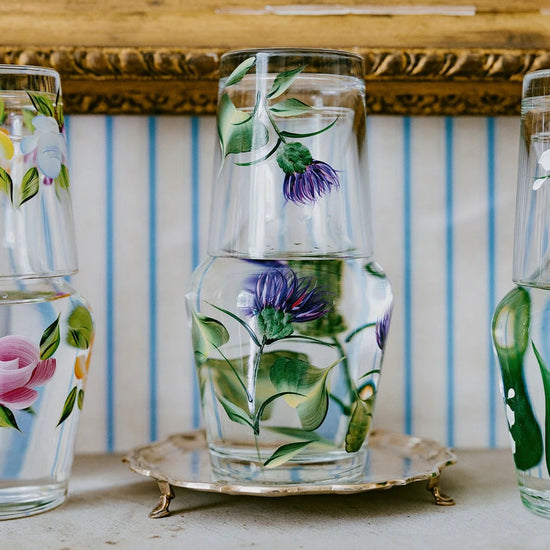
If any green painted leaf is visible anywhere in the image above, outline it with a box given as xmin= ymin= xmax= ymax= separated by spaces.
xmin=269 ymin=98 xmax=313 ymax=117
xmin=22 ymin=109 xmax=35 ymax=131
xmin=191 ymin=310 xmax=230 ymax=365
xmin=77 ymin=389 xmax=84 ymax=410
xmin=17 ymin=167 xmax=39 ymax=207
xmin=0 ymin=405 xmax=20 ymax=430
xmin=206 ymin=350 xmax=309 ymax=421
xmin=264 ymin=440 xmax=313 ymax=468
xmin=288 ymin=260 xmax=346 ymax=338
xmin=254 ymin=391 xmax=304 ymax=431
xmin=40 ymin=315 xmax=60 ymax=359
xmin=26 ymin=91 xmax=55 ymax=117
xmin=217 ymin=93 xmax=269 ymax=157
xmin=365 ymin=262 xmax=387 ymax=278
xmin=56 ymin=92 xmax=65 ymax=129
xmin=280 ymin=117 xmax=338 ymax=139
xmin=0 ymin=167 xmax=12 ymax=203
xmin=67 ymin=306 xmax=93 ymax=350
xmin=57 ymin=386 xmax=77 ymax=426
xmin=225 ymin=56 xmax=256 ymax=87
xmin=22 ymin=406 xmax=36 ymax=415
xmin=267 ymin=66 xmax=305 ymax=99
xmin=492 ymin=287 xmax=542 ymax=470
xmin=224 ymin=116 xmax=269 ymax=158
xmin=55 ymin=164 xmax=70 ymax=194
xmin=270 ymin=356 xmax=336 ymax=431
xmin=216 ymin=394 xmax=254 ymax=431
xmin=345 ymin=399 xmax=372 ymax=452
xmin=0 ymin=97 xmax=5 ymax=124
xmin=266 ymin=426 xmax=336 ymax=447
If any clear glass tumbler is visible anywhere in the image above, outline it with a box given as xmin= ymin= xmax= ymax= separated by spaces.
xmin=186 ymin=49 xmax=393 ymax=484
xmin=493 ymin=69 xmax=550 ymax=518
xmin=0 ymin=66 xmax=94 ymax=519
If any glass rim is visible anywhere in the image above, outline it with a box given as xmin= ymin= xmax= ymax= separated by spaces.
xmin=523 ymin=69 xmax=550 ymax=99
xmin=220 ymin=48 xmax=364 ymax=78
xmin=524 ymin=68 xmax=550 ymax=80
xmin=221 ymin=47 xmax=363 ymax=63
xmin=0 ymin=64 xmax=60 ymax=92
xmin=0 ymin=64 xmax=59 ymax=79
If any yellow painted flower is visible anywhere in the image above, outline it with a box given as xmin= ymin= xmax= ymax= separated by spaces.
xmin=0 ymin=129 xmax=14 ymax=160
xmin=74 ymin=354 xmax=87 ymax=380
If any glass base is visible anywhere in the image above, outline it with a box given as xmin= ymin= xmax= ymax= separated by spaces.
xmin=0 ymin=481 xmax=67 ymax=520
xmin=520 ymin=486 xmax=550 ymax=519
xmin=209 ymin=444 xmax=366 ymax=484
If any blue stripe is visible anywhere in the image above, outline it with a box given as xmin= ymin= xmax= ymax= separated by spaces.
xmin=106 ymin=116 xmax=115 ymax=452
xmin=148 ymin=117 xmax=158 ymax=442
xmin=487 ymin=117 xmax=497 ymax=448
xmin=191 ymin=117 xmax=201 ymax=429
xmin=65 ymin=116 xmax=72 ymax=284
xmin=403 ymin=117 xmax=413 ymax=435
xmin=445 ymin=117 xmax=455 ymax=447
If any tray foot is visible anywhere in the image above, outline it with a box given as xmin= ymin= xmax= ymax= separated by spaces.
xmin=426 ymin=475 xmax=455 ymax=506
xmin=149 ymin=481 xmax=175 ymax=519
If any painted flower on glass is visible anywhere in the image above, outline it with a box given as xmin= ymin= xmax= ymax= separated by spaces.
xmin=0 ymin=129 xmax=14 ymax=161
xmin=21 ymin=115 xmax=67 ymax=179
xmin=239 ymin=266 xmax=332 ymax=341
xmin=276 ymin=142 xmax=340 ymax=205
xmin=375 ymin=311 xmax=392 ymax=350
xmin=533 ymin=149 xmax=550 ymax=190
xmin=0 ymin=335 xmax=56 ymax=410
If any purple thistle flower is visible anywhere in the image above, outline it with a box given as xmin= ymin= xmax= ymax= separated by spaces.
xmin=375 ymin=311 xmax=391 ymax=350
xmin=239 ymin=267 xmax=332 ymax=341
xmin=276 ymin=142 xmax=340 ymax=205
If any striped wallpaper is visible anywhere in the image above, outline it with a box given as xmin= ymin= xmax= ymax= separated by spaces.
xmin=66 ymin=114 xmax=519 ymax=453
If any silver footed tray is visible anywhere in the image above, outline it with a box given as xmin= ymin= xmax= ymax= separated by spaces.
xmin=124 ymin=429 xmax=457 ymax=518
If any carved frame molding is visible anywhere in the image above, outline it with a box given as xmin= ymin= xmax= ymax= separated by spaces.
xmin=1 ymin=45 xmax=547 ymax=116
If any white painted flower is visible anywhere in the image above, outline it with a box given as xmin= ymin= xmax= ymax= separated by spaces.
xmin=20 ymin=115 xmax=67 ymax=179
xmin=505 ymin=403 xmax=515 ymax=427
xmin=539 ymin=149 xmax=550 ymax=171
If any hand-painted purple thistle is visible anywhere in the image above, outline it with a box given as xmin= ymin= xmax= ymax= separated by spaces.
xmin=239 ymin=267 xmax=332 ymax=342
xmin=375 ymin=312 xmax=391 ymax=350
xmin=276 ymin=142 xmax=340 ymax=205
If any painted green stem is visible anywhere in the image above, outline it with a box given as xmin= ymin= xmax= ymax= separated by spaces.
xmin=331 ymin=336 xmax=357 ymax=405
xmin=266 ymin=109 xmax=288 ymax=144
xmin=248 ymin=341 xmax=266 ymax=416
xmin=329 ymin=392 xmax=351 ymax=415
xmin=531 ymin=342 xmax=550 ymax=476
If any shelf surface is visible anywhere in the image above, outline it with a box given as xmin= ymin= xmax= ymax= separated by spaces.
xmin=2 ymin=448 xmax=549 ymax=549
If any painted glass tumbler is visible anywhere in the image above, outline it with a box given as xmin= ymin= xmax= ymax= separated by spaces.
xmin=186 ymin=49 xmax=393 ymax=484
xmin=492 ymin=69 xmax=550 ymax=518
xmin=0 ymin=66 xmax=93 ymax=519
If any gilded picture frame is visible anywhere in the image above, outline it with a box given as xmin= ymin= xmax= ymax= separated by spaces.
xmin=2 ymin=0 xmax=550 ymax=116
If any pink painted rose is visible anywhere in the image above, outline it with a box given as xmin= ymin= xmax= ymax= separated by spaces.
xmin=0 ymin=335 xmax=56 ymax=409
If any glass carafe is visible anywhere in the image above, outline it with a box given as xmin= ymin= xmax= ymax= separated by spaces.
xmin=492 ymin=69 xmax=550 ymax=518
xmin=0 ymin=66 xmax=94 ymax=519
xmin=186 ymin=49 xmax=392 ymax=484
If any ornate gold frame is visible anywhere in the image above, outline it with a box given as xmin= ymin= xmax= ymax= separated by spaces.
xmin=3 ymin=1 xmax=550 ymax=116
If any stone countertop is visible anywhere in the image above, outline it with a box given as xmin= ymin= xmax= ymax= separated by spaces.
xmin=2 ymin=450 xmax=549 ymax=549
